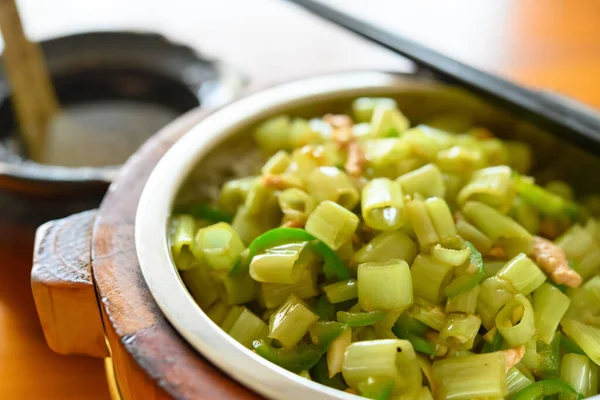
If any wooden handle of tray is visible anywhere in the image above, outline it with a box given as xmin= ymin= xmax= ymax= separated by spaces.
xmin=31 ymin=210 xmax=109 ymax=358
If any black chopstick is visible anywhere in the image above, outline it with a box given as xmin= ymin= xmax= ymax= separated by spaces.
xmin=287 ymin=0 xmax=600 ymax=154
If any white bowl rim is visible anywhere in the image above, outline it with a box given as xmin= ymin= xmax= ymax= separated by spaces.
xmin=136 ymin=70 xmax=448 ymax=400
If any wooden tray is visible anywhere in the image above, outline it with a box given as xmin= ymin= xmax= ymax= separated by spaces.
xmin=31 ymin=107 xmax=261 ymax=399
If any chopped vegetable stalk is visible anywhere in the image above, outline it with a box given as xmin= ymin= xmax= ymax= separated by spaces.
xmin=254 ymin=115 xmax=292 ymax=153
xmin=439 ymin=313 xmax=482 ymax=350
xmin=408 ymin=299 xmax=447 ymax=331
xmin=455 ymin=218 xmax=493 ymax=255
xmin=557 ymin=224 xmax=597 ymax=260
xmin=483 ymin=260 xmax=506 ymax=279
xmin=363 ymin=138 xmax=412 ymax=178
xmin=171 ymin=214 xmax=196 ymax=256
xmin=424 ymin=197 xmax=457 ymax=242
xmin=278 ymin=188 xmax=316 ymax=223
xmin=411 ymin=253 xmax=454 ymax=304
xmin=397 ymin=163 xmax=446 ymax=199
xmin=352 ymin=97 xmax=398 ymax=123
xmin=432 ymin=352 xmax=507 ymax=399
xmin=358 ymin=260 xmax=413 ymax=311
xmin=561 ymin=319 xmax=600 ymax=366
xmin=417 ymin=386 xmax=434 ymax=400
xmin=244 ymin=180 xmax=277 ymax=217
xmin=511 ymin=196 xmax=540 ymax=234
xmin=496 ymin=253 xmax=546 ymax=295
xmin=289 ymin=118 xmax=321 ymax=148
xmin=402 ymin=127 xmax=448 ymax=161
xmin=436 ymin=145 xmax=483 ymax=174
xmin=506 ymin=366 xmax=534 ymax=399
xmin=218 ymin=272 xmax=256 ymax=305
xmin=181 ymin=264 xmax=219 ymax=309
xmin=269 ymin=294 xmax=318 ymax=348
xmin=532 ymin=282 xmax=571 ymax=344
xmin=231 ymin=204 xmax=276 ymax=245
xmin=446 ymin=284 xmax=480 ymax=314
xmin=172 ymin=246 xmax=200 ymax=272
xmin=444 ymin=241 xmax=484 ymax=298
xmin=343 ymin=339 xmax=421 ymax=397
xmin=431 ymin=238 xmax=470 ymax=267
xmin=565 ymin=276 xmax=600 ymax=327
xmin=561 ymin=353 xmax=598 ymax=398
xmin=327 ymin=326 xmax=351 ymax=378
xmin=371 ymin=103 xmax=410 ymax=138
xmin=228 ymin=308 xmax=269 ymax=348
xmin=206 ymin=302 xmax=230 ymax=325
xmin=515 ymin=174 xmax=581 ymax=219
xmin=306 ymin=167 xmax=360 ymax=210
xmin=406 ymin=198 xmax=440 ymax=247
xmin=361 ymin=178 xmax=405 ymax=231
xmin=219 ymin=176 xmax=258 ymax=213
xmin=249 ymin=241 xmax=314 ymax=284
xmin=298 ymin=370 xmax=312 ymax=381
xmin=220 ymin=306 xmax=244 ymax=333
xmin=323 ymin=279 xmax=358 ymax=304
xmin=462 ymin=201 xmax=532 ymax=250
xmin=192 ymin=222 xmax=246 ymax=272
xmin=457 ymin=166 xmax=514 ymax=210
xmin=353 ymin=231 xmax=417 ymax=266
xmin=260 ymin=267 xmax=319 ymax=309
xmin=495 ymin=294 xmax=535 ymax=347
xmin=261 ymin=150 xmax=291 ymax=175
xmin=305 ymin=200 xmax=359 ymax=251
xmin=253 ymin=321 xmax=345 ymax=372
xmin=477 ymin=277 xmax=517 ymax=330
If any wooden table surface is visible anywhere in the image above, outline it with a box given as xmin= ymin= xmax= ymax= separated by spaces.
xmin=0 ymin=1 xmax=599 ymax=399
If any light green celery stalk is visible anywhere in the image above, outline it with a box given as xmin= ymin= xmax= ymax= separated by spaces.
xmin=433 ymin=352 xmax=507 ymax=399
xmin=358 ymin=260 xmax=413 ymax=311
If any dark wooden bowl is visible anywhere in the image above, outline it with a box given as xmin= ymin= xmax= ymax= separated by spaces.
xmin=0 ymin=31 xmax=241 ymax=226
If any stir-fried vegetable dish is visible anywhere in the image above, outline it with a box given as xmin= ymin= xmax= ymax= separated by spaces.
xmin=170 ymin=97 xmax=600 ymax=399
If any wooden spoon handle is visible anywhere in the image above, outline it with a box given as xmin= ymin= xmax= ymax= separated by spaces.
xmin=31 ymin=210 xmax=109 ymax=358
xmin=0 ymin=0 xmax=59 ymax=161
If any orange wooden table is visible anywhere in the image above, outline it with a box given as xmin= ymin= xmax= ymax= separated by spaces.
xmin=0 ymin=1 xmax=599 ymax=399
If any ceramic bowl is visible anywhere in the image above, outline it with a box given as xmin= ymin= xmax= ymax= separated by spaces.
xmin=136 ymin=71 xmax=600 ymax=399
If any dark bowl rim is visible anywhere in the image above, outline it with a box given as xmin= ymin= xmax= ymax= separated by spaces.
xmin=0 ymin=30 xmax=238 ymax=189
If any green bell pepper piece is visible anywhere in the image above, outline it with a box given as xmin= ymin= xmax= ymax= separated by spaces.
xmin=481 ymin=330 xmax=504 ymax=353
xmin=337 ymin=310 xmax=386 ymax=327
xmin=513 ymin=379 xmax=583 ymax=400
xmin=309 ymin=355 xmax=348 ymax=390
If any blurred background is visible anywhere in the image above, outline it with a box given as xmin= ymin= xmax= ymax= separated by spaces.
xmin=0 ymin=1 xmax=598 ymax=399
xmin=3 ymin=0 xmax=598 ymax=107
